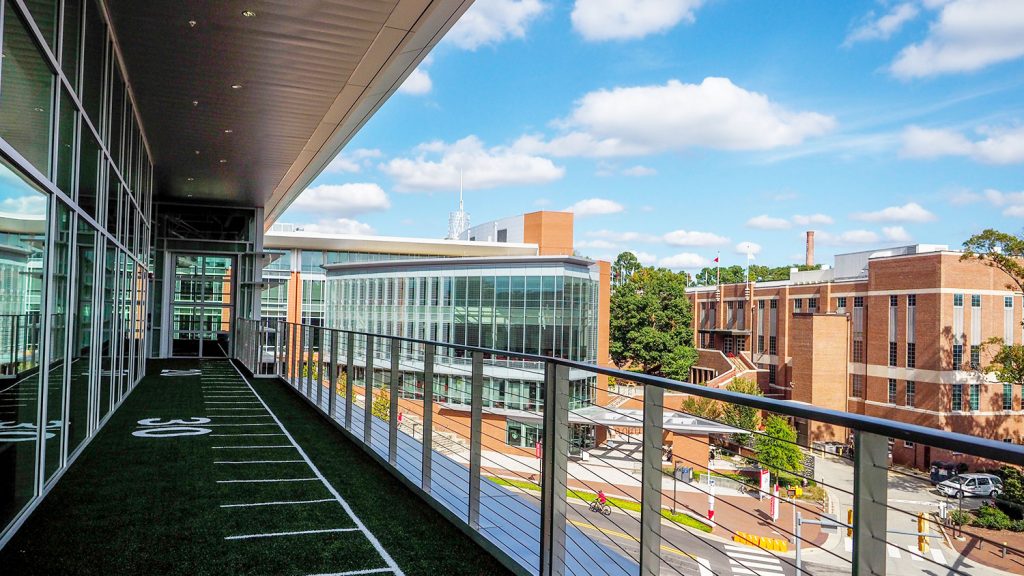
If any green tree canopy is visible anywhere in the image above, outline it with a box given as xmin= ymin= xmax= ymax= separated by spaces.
xmin=612 ymin=251 xmax=643 ymax=287
xmin=756 ymin=415 xmax=803 ymax=476
xmin=610 ymin=267 xmax=698 ymax=381
xmin=691 ymin=264 xmax=819 ymax=286
xmin=722 ymin=378 xmax=762 ymax=439
xmin=961 ymin=229 xmax=1024 ymax=293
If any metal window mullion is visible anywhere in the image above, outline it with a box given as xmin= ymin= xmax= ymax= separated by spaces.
xmin=33 ymin=193 xmax=59 ymax=495
xmin=328 ymin=329 xmax=337 ymax=418
xmin=345 ymin=332 xmax=354 ymax=430
xmin=853 ymin=431 xmax=888 ymax=576
xmin=640 ymin=384 xmax=664 ymax=576
xmin=364 ymin=335 xmax=374 ymax=443
xmin=389 ymin=337 xmax=399 ymax=465
xmin=468 ymin=350 xmax=484 ymax=529
xmin=421 ymin=343 xmax=434 ymax=493
xmin=539 ymin=362 xmax=569 ymax=576
xmin=315 ymin=327 xmax=324 ymax=407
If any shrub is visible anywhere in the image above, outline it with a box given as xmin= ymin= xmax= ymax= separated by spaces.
xmin=949 ymin=510 xmax=972 ymax=526
xmin=972 ymin=504 xmax=1011 ymax=530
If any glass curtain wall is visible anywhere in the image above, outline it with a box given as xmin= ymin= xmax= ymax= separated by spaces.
xmin=0 ymin=0 xmax=152 ymax=541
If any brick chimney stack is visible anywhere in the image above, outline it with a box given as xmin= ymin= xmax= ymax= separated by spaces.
xmin=805 ymin=230 xmax=815 ymax=267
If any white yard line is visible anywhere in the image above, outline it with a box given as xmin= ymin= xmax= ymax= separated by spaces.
xmin=220 ymin=498 xmax=336 ymax=508
xmin=215 ymin=460 xmax=305 ymax=464
xmin=224 ymin=528 xmax=359 ymax=541
xmin=306 ymin=569 xmax=395 ymax=576
xmin=211 ymin=445 xmax=296 ymax=449
xmin=228 ymin=361 xmax=406 ymax=576
xmin=216 ymin=477 xmax=319 ymax=484
xmin=210 ymin=433 xmax=286 ymax=437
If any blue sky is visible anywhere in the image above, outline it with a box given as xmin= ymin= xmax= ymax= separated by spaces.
xmin=279 ymin=0 xmax=1023 ymax=270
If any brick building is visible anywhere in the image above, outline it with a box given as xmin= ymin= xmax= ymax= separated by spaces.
xmin=687 ymin=237 xmax=1022 ymax=469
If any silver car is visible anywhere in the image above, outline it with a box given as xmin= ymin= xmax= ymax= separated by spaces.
xmin=937 ymin=473 xmax=1003 ymax=498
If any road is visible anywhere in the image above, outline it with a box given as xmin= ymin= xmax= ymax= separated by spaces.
xmin=566 ymin=498 xmax=796 ymax=576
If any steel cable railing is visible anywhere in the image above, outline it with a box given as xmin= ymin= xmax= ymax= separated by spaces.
xmin=234 ymin=317 xmax=1024 ymax=576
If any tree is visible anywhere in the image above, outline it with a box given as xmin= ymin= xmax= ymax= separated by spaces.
xmin=756 ymin=415 xmax=803 ymax=476
xmin=680 ymin=394 xmax=722 ymax=421
xmin=961 ymin=229 xmax=1024 ymax=294
xmin=335 ymin=370 xmax=348 ymax=396
xmin=371 ymin=388 xmax=390 ymax=421
xmin=610 ymin=267 xmax=698 ymax=381
xmin=611 ymin=251 xmax=643 ymax=287
xmin=722 ymin=378 xmax=762 ymax=441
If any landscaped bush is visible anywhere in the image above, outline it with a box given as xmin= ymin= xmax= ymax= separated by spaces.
xmin=949 ymin=510 xmax=972 ymax=526
xmin=972 ymin=504 xmax=1012 ymax=530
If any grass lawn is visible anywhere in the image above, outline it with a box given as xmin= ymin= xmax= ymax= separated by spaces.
xmin=0 ymin=359 xmax=513 ymax=576
xmin=488 ymin=476 xmax=713 ymax=533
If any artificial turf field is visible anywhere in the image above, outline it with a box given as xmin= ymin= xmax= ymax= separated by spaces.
xmin=0 ymin=359 xmax=514 ymax=576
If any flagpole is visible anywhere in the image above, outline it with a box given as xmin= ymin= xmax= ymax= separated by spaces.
xmin=716 ymin=251 xmax=720 ymax=287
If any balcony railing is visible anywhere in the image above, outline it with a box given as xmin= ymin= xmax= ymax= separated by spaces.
xmin=235 ymin=317 xmax=1024 ymax=576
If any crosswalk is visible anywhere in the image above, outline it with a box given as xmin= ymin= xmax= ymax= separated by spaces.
xmin=722 ymin=544 xmax=786 ymax=576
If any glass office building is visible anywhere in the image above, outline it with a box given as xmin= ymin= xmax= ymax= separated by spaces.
xmin=325 ymin=256 xmax=601 ymax=410
xmin=0 ymin=0 xmax=152 ymax=535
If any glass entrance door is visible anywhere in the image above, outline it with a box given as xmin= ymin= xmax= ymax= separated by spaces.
xmin=171 ymin=254 xmax=234 ymax=357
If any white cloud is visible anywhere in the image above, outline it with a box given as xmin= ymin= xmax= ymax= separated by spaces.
xmin=381 ymin=135 xmax=564 ymax=192
xmin=514 ymin=78 xmax=835 ymax=157
xmin=622 ymin=165 xmax=657 ymax=177
xmin=792 ymin=213 xmax=834 ymax=226
xmin=735 ymin=241 xmax=762 ymax=258
xmin=658 ymin=252 xmax=708 ymax=269
xmin=630 ymin=250 xmax=658 ymax=265
xmin=534 ymin=198 xmax=552 ymax=206
xmin=447 ymin=0 xmax=546 ymax=50
xmin=0 ymin=194 xmax=46 ymax=215
xmin=571 ymin=0 xmax=703 ymax=41
xmin=587 ymin=230 xmax=661 ymax=243
xmin=398 ymin=68 xmax=432 ymax=95
xmin=817 ymin=229 xmax=881 ymax=245
xmin=298 ymin=218 xmax=375 ymax=236
xmin=844 ymin=3 xmax=919 ymax=46
xmin=891 ymin=0 xmax=1024 ymax=78
xmin=984 ymin=188 xmax=1024 ymax=216
xmin=746 ymin=214 xmax=791 ymax=230
xmin=291 ymin=183 xmax=391 ymax=216
xmin=900 ymin=125 xmax=1024 ymax=165
xmin=565 ymin=198 xmax=624 ymax=216
xmin=576 ymin=239 xmax=618 ymax=250
xmin=852 ymin=202 xmax=937 ymax=223
xmin=883 ymin=226 xmax=913 ymax=241
xmin=949 ymin=189 xmax=982 ymax=205
xmin=324 ymin=148 xmax=383 ymax=173
xmin=663 ymin=229 xmax=729 ymax=247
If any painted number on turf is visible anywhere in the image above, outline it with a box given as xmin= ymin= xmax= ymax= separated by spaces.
xmin=132 ymin=417 xmax=212 ymax=438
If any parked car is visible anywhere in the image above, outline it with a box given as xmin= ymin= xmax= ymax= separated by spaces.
xmin=937 ymin=473 xmax=1003 ymax=499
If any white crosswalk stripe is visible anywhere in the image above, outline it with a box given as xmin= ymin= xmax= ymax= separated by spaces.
xmin=906 ymin=545 xmax=924 ymax=561
xmin=930 ymin=548 xmax=947 ymax=564
xmin=887 ymin=544 xmax=901 ymax=558
xmin=724 ymin=544 xmax=785 ymax=576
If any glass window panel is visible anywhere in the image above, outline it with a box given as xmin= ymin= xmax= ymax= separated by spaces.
xmin=60 ymin=0 xmax=81 ymax=88
xmin=55 ymin=88 xmax=76 ymax=195
xmin=0 ymin=2 xmax=55 ymax=175
xmin=76 ymin=128 xmax=100 ymax=219
xmin=0 ymin=157 xmax=49 ymax=530
xmin=80 ymin=0 xmax=104 ymax=128
xmin=67 ymin=216 xmax=94 ymax=453
xmin=24 ymin=0 xmax=59 ymax=52
xmin=107 ymin=67 xmax=124 ymax=168
xmin=44 ymin=199 xmax=72 ymax=482
xmin=105 ymin=168 xmax=118 ymax=231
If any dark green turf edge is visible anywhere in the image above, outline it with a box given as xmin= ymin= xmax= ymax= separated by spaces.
xmin=0 ymin=359 xmax=515 ymax=576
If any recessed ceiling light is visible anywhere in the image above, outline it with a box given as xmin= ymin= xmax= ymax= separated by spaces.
xmin=33 ymin=107 xmax=44 ymax=112
xmin=224 ymin=129 xmax=233 ymax=133
xmin=194 ymin=150 xmax=200 ymax=155
xmin=186 ymin=177 xmax=194 ymax=181
xmin=219 ymin=159 xmax=227 ymax=163
xmin=188 ymin=20 xmax=197 ymax=28
xmin=231 ymin=84 xmax=243 ymax=89
xmin=192 ymin=100 xmax=199 ymax=106
xmin=242 ymin=10 xmax=256 ymax=17
xmin=187 ymin=194 xmax=193 ymax=198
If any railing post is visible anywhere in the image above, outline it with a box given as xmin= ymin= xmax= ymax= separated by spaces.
xmin=853 ymin=431 xmax=888 ymax=576
xmin=364 ymin=335 xmax=375 ymax=444
xmin=305 ymin=327 xmax=314 ymax=399
xmin=641 ymin=384 xmax=664 ymax=576
xmin=389 ymin=337 xmax=400 ymax=466
xmin=539 ymin=362 xmax=569 ymax=576
xmin=468 ymin=351 xmax=484 ymax=529
xmin=345 ymin=333 xmax=355 ymax=430
xmin=422 ymin=343 xmax=434 ymax=493
xmin=328 ymin=330 xmax=337 ymax=418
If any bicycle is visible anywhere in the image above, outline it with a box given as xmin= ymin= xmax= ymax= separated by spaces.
xmin=589 ymin=499 xmax=611 ymax=516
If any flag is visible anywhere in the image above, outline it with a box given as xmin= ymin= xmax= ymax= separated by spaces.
xmin=713 ymin=256 xmax=719 ymax=263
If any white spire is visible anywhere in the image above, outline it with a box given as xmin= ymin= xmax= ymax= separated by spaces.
xmin=447 ymin=169 xmax=470 ymax=240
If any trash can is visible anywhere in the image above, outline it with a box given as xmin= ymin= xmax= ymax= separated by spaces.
xmin=675 ymin=466 xmax=693 ymax=483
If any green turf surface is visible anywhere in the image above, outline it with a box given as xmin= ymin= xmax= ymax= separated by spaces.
xmin=0 ymin=359 xmax=514 ymax=576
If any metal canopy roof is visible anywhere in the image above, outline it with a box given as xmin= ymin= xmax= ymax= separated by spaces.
xmin=106 ymin=0 xmax=469 ymax=224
